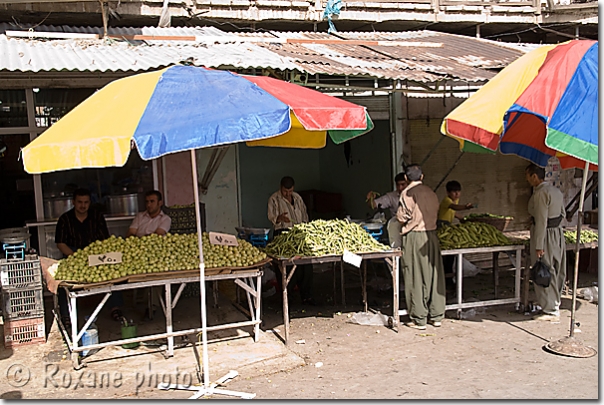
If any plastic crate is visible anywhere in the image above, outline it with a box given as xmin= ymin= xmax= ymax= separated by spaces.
xmin=4 ymin=316 xmax=46 ymax=348
xmin=2 ymin=288 xmax=44 ymax=320
xmin=0 ymin=255 xmax=42 ymax=290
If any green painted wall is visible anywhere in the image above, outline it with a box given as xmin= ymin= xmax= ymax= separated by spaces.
xmin=238 ymin=120 xmax=393 ymax=228
xmin=319 ymin=120 xmax=393 ymax=220
xmin=238 ymin=145 xmax=321 ymax=228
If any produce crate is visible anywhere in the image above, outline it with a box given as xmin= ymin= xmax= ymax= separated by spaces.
xmin=4 ymin=316 xmax=46 ymax=348
xmin=163 ymin=203 xmax=205 ymax=234
xmin=466 ymin=217 xmax=513 ymax=232
xmin=0 ymin=255 xmax=42 ymax=290
xmin=2 ymin=288 xmax=45 ymax=320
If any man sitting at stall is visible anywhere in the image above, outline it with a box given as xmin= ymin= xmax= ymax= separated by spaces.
xmin=396 ymin=164 xmax=446 ymax=330
xmin=366 ymin=172 xmax=408 ymax=248
xmin=127 ymin=190 xmax=172 ymax=237
xmin=55 ymin=188 xmax=123 ymax=326
xmin=127 ymin=190 xmax=172 ymax=320
xmin=268 ymin=176 xmax=316 ymax=305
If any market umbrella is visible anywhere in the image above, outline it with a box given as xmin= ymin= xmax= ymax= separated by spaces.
xmin=441 ymin=40 xmax=598 ymax=358
xmin=441 ymin=40 xmax=598 ymax=171
xmin=21 ymin=64 xmax=374 ymax=393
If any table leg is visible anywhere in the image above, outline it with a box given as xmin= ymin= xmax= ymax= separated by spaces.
xmin=212 ymin=281 xmax=219 ymax=308
xmin=254 ymin=274 xmax=262 ymax=342
xmin=493 ymin=251 xmax=500 ymax=299
xmin=522 ymin=248 xmax=530 ymax=312
xmin=340 ymin=262 xmax=346 ymax=306
xmin=392 ymin=257 xmax=400 ymax=331
xmin=362 ymin=261 xmax=368 ymax=313
xmin=514 ymin=248 xmax=522 ymax=311
xmin=165 ymin=283 xmax=174 ymax=357
xmin=332 ymin=262 xmax=337 ymax=306
xmin=281 ymin=263 xmax=290 ymax=345
xmin=456 ymin=253 xmax=463 ymax=319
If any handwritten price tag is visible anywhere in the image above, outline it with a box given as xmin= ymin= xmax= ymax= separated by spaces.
xmin=209 ymin=232 xmax=239 ymax=247
xmin=343 ymin=249 xmax=362 ymax=268
xmin=88 ymin=252 xmax=123 ymax=267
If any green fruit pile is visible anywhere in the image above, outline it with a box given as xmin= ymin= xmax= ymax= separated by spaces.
xmin=564 ymin=229 xmax=598 ymax=244
xmin=54 ymin=233 xmax=267 ymax=284
xmin=438 ymin=222 xmax=512 ymax=250
xmin=265 ymin=219 xmax=389 ymax=258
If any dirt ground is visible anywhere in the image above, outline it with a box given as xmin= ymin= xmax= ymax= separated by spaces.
xmin=0 ymin=260 xmax=599 ymax=400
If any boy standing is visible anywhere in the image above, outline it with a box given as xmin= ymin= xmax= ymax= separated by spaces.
xmin=437 ymin=181 xmax=473 ymax=290
xmin=438 ymin=180 xmax=474 ymax=227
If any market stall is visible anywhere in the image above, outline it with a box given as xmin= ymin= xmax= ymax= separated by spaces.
xmin=272 ymin=250 xmax=401 ymax=344
xmin=21 ymin=65 xmax=374 ymax=396
xmin=43 ymin=262 xmax=266 ymax=369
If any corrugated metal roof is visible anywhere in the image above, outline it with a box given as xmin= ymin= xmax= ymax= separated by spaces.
xmin=0 ymin=24 xmax=526 ymax=83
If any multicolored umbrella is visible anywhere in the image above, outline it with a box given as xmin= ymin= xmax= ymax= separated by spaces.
xmin=441 ymin=40 xmax=598 ymax=170
xmin=21 ymin=64 xmax=373 ymax=395
xmin=22 ymin=65 xmax=372 ymax=173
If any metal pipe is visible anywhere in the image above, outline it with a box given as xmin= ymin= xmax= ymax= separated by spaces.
xmin=569 ymin=161 xmax=589 ymax=338
xmin=191 ymin=149 xmax=210 ymax=389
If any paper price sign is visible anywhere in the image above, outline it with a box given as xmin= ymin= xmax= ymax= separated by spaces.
xmin=209 ymin=232 xmax=239 ymax=247
xmin=89 ymin=252 xmax=123 ymax=267
xmin=342 ymin=249 xmax=362 ymax=268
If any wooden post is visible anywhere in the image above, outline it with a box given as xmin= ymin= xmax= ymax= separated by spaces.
xmin=492 ymin=251 xmax=500 ymax=298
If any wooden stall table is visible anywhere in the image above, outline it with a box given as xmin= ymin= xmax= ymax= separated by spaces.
xmin=42 ymin=260 xmax=267 ymax=369
xmin=271 ymin=250 xmax=402 ymax=345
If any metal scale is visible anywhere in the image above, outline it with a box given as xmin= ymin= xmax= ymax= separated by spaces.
xmin=0 ymin=227 xmax=32 ymax=260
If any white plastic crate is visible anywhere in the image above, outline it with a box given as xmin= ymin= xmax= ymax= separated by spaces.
xmin=2 ymin=288 xmax=45 ymax=320
xmin=0 ymin=255 xmax=42 ymax=290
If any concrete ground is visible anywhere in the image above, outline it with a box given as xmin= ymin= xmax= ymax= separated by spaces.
xmin=0 ymin=262 xmax=599 ymax=399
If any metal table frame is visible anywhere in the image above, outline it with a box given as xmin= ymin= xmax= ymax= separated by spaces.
xmin=55 ymin=269 xmax=263 ymax=369
xmin=273 ymin=250 xmax=402 ymax=345
xmin=394 ymin=245 xmax=525 ymax=321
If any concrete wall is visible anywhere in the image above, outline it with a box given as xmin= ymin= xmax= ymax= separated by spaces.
xmin=319 ymin=120 xmax=393 ymax=220
xmin=196 ymin=147 xmax=240 ymax=234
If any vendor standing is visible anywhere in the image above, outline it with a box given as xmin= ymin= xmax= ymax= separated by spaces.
xmin=127 ymin=190 xmax=171 ymax=237
xmin=366 ymin=172 xmax=407 ymax=248
xmin=396 ymin=164 xmax=445 ymax=330
xmin=55 ymin=188 xmax=123 ymax=324
xmin=268 ymin=176 xmax=316 ymax=305
xmin=127 ymin=190 xmax=171 ymax=320
xmin=526 ymin=164 xmax=566 ymax=322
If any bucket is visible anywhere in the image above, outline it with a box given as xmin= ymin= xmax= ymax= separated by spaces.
xmin=121 ymin=325 xmax=140 ymax=349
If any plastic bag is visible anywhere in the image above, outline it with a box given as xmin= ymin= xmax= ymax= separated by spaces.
xmin=530 ymin=258 xmax=551 ymax=288
xmin=348 ymin=312 xmax=389 ymax=326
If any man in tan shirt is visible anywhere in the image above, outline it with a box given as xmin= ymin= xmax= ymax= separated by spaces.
xmin=267 ymin=176 xmax=315 ymax=305
xmin=396 ymin=164 xmax=445 ymax=330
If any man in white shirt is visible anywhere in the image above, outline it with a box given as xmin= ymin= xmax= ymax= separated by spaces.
xmin=127 ymin=190 xmax=171 ymax=320
xmin=127 ymin=190 xmax=172 ymax=237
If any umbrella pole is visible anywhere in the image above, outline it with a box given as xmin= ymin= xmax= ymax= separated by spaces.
xmin=177 ymin=150 xmax=255 ymax=399
xmin=569 ymin=161 xmax=589 ymax=338
xmin=191 ymin=149 xmax=210 ymax=389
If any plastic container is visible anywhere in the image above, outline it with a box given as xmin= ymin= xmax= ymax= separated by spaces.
xmin=4 ymin=316 xmax=45 ymax=348
xmin=81 ymin=316 xmax=99 ymax=357
xmin=121 ymin=324 xmax=140 ymax=349
xmin=2 ymin=287 xmax=44 ymax=320
xmin=580 ymin=286 xmax=598 ymax=303
xmin=0 ymin=255 xmax=42 ymax=290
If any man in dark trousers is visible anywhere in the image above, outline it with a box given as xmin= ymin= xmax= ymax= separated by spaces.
xmin=396 ymin=164 xmax=446 ymax=330
xmin=55 ymin=188 xmax=123 ymax=325
xmin=526 ymin=163 xmax=566 ymax=322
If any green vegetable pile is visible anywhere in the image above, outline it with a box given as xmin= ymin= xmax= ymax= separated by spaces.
xmin=464 ymin=213 xmax=513 ymax=220
xmin=438 ymin=222 xmax=512 ymax=250
xmin=564 ymin=229 xmax=598 ymax=244
xmin=265 ymin=219 xmax=389 ymax=258
xmin=54 ymin=233 xmax=267 ymax=283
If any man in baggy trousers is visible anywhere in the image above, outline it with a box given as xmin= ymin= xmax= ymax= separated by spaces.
xmin=526 ymin=163 xmax=566 ymax=322
xmin=396 ymin=164 xmax=446 ymax=330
